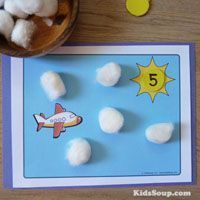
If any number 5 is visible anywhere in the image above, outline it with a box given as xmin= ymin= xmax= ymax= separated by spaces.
xmin=149 ymin=74 xmax=158 ymax=86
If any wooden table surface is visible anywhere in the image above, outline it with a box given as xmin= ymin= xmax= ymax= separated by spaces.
xmin=0 ymin=0 xmax=199 ymax=199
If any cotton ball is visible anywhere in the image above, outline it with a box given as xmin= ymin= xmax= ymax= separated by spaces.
xmin=14 ymin=0 xmax=44 ymax=14
xmin=145 ymin=123 xmax=174 ymax=144
xmin=0 ymin=0 xmax=5 ymax=7
xmin=96 ymin=62 xmax=121 ymax=87
xmin=0 ymin=10 xmax=14 ymax=41
xmin=4 ymin=0 xmax=28 ymax=19
xmin=36 ymin=0 xmax=58 ymax=17
xmin=43 ymin=17 xmax=53 ymax=27
xmin=40 ymin=71 xmax=66 ymax=101
xmin=99 ymin=107 xmax=124 ymax=134
xmin=66 ymin=138 xmax=91 ymax=166
xmin=11 ymin=19 xmax=36 ymax=49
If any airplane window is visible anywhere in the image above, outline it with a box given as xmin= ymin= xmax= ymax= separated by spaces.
xmin=70 ymin=114 xmax=75 ymax=118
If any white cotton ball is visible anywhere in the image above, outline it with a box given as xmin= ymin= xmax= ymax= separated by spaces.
xmin=36 ymin=0 xmax=58 ymax=17
xmin=99 ymin=107 xmax=124 ymax=134
xmin=0 ymin=10 xmax=14 ymax=41
xmin=40 ymin=71 xmax=66 ymax=101
xmin=11 ymin=19 xmax=36 ymax=49
xmin=4 ymin=0 xmax=28 ymax=19
xmin=14 ymin=0 xmax=44 ymax=14
xmin=66 ymin=138 xmax=91 ymax=166
xmin=96 ymin=62 xmax=121 ymax=87
xmin=0 ymin=0 xmax=5 ymax=7
xmin=145 ymin=123 xmax=174 ymax=144
xmin=43 ymin=17 xmax=53 ymax=27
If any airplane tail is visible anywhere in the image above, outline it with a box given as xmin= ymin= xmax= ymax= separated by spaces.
xmin=34 ymin=113 xmax=46 ymax=132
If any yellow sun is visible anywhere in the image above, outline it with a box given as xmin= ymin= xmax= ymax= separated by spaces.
xmin=131 ymin=57 xmax=174 ymax=102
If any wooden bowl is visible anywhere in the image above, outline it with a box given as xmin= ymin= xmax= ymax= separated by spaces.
xmin=0 ymin=0 xmax=79 ymax=57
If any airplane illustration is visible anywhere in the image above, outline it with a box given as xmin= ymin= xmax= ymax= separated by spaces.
xmin=33 ymin=103 xmax=83 ymax=138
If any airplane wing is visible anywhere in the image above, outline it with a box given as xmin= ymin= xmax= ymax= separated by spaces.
xmin=53 ymin=122 xmax=64 ymax=138
xmin=55 ymin=103 xmax=65 ymax=114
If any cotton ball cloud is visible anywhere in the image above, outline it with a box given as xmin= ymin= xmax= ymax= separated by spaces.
xmin=11 ymin=19 xmax=36 ymax=49
xmin=66 ymin=138 xmax=92 ymax=167
xmin=40 ymin=71 xmax=66 ymax=101
xmin=145 ymin=123 xmax=174 ymax=144
xmin=0 ymin=10 xmax=14 ymax=41
xmin=99 ymin=107 xmax=124 ymax=134
xmin=96 ymin=62 xmax=122 ymax=87
xmin=0 ymin=0 xmax=5 ymax=7
xmin=14 ymin=0 xmax=44 ymax=14
xmin=4 ymin=0 xmax=28 ymax=19
xmin=36 ymin=0 xmax=58 ymax=17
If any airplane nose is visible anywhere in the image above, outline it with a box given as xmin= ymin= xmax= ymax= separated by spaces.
xmin=77 ymin=116 xmax=82 ymax=124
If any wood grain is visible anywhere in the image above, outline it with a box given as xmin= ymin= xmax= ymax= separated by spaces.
xmin=0 ymin=0 xmax=199 ymax=199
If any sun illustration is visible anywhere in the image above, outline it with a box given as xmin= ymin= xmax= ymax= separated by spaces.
xmin=130 ymin=57 xmax=174 ymax=102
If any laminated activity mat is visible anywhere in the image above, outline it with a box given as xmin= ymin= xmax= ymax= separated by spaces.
xmin=2 ymin=43 xmax=196 ymax=188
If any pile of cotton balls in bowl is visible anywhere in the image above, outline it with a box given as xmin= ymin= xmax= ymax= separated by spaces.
xmin=0 ymin=0 xmax=58 ymax=49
